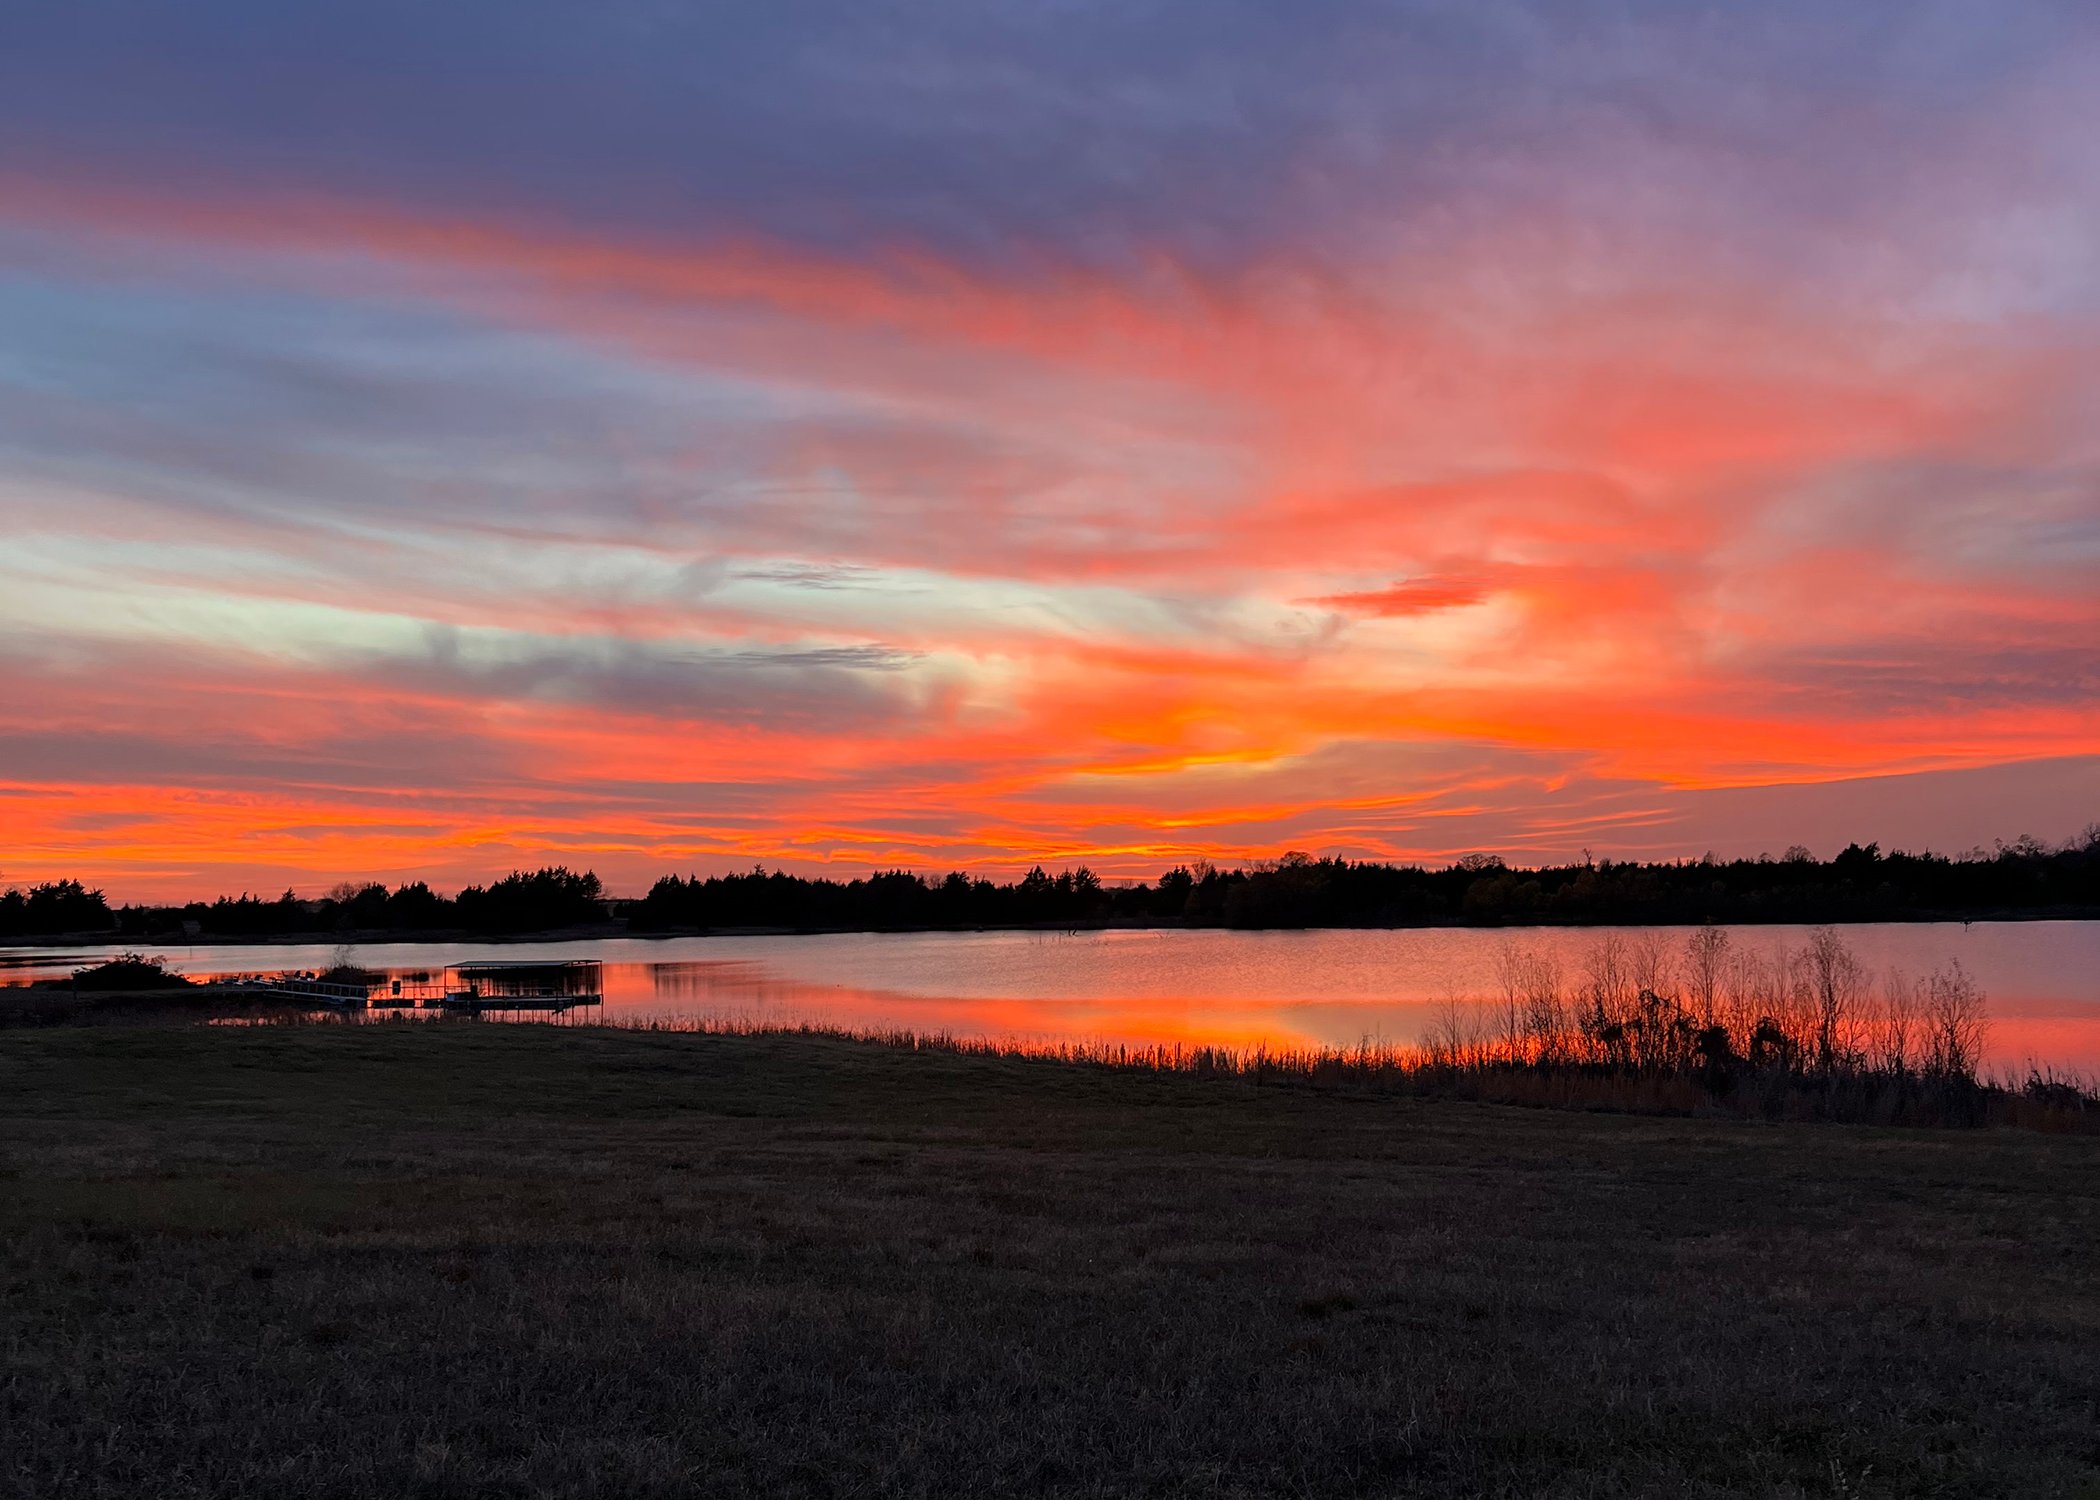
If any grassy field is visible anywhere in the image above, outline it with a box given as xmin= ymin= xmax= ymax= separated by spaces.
xmin=4 ymin=1023 xmax=2098 ymax=1498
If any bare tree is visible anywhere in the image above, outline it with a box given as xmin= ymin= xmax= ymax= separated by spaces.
xmin=1924 ymin=960 xmax=1989 ymax=1081
xmin=1521 ymin=949 xmax=1565 ymax=1063
xmin=1425 ymin=992 xmax=1486 ymax=1068
xmin=1628 ymin=929 xmax=1676 ymax=999
xmin=1494 ymin=941 xmax=1529 ymax=1061
xmin=1682 ymin=925 xmax=1730 ymax=1029
xmin=1723 ymin=945 xmax=1769 ymax=1052
xmin=1802 ymin=928 xmax=1866 ymax=1072
xmin=1761 ymin=944 xmax=1816 ymax=1071
xmin=1874 ymin=967 xmax=1921 ymax=1074
xmin=1583 ymin=932 xmax=1632 ymax=1040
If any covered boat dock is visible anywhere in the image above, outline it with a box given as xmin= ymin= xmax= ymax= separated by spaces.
xmin=238 ymin=959 xmax=603 ymax=1015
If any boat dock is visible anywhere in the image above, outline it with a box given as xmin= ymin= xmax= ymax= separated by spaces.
xmin=237 ymin=960 xmax=603 ymax=1015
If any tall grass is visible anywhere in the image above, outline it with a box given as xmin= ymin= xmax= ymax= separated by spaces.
xmin=1424 ymin=925 xmax=2088 ymax=1129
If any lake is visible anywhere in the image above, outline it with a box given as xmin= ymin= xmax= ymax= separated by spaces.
xmin=6 ymin=921 xmax=2098 ymax=1073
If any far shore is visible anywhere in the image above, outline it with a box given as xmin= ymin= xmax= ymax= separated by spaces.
xmin=8 ymin=904 xmax=2100 ymax=955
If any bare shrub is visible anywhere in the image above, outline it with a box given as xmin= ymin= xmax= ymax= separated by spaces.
xmin=1520 ymin=950 xmax=1565 ymax=1063
xmin=1493 ymin=941 xmax=1528 ymax=1061
xmin=1802 ymin=928 xmax=1867 ymax=1071
xmin=1682 ymin=925 xmax=1730 ymax=1028
xmin=1425 ymin=992 xmax=1487 ymax=1068
xmin=1722 ymin=946 xmax=1767 ymax=1044
xmin=1494 ymin=943 xmax=1564 ymax=1064
xmin=1581 ymin=933 xmax=1633 ymax=1059
xmin=1924 ymin=960 xmax=1988 ymax=1081
xmin=1772 ymin=945 xmax=1818 ymax=1068
xmin=1875 ymin=968 xmax=1921 ymax=1074
xmin=1628 ymin=930 xmax=1676 ymax=1000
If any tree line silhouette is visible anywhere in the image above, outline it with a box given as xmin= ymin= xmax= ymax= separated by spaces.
xmin=0 ymin=867 xmax=606 ymax=940
xmin=628 ymin=833 xmax=2100 ymax=932
xmin=2 ymin=828 xmax=2096 ymax=941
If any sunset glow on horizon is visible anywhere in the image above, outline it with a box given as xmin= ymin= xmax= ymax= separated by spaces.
xmin=4 ymin=3 xmax=2098 ymax=901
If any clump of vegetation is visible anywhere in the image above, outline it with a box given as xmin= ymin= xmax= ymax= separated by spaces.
xmin=1404 ymin=926 xmax=2079 ymax=1128
xmin=67 ymin=953 xmax=193 ymax=991
xmin=314 ymin=967 xmax=382 ymax=987
xmin=313 ymin=944 xmax=382 ymax=988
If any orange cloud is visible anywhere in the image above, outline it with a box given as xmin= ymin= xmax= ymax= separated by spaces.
xmin=3 ymin=170 xmax=2097 ymax=898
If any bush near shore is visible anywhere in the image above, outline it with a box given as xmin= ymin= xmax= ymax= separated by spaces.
xmin=65 ymin=953 xmax=194 ymax=990
xmin=1403 ymin=925 xmax=2094 ymax=1129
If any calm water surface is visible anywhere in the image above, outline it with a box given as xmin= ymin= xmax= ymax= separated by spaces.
xmin=6 ymin=923 xmax=2097 ymax=1072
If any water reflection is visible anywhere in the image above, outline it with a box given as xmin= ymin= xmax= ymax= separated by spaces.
xmin=5 ymin=922 xmax=2097 ymax=1072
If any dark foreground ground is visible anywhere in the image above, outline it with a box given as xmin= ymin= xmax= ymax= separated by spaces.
xmin=3 ymin=1025 xmax=2097 ymax=1499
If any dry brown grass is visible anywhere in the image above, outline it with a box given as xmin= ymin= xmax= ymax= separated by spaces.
xmin=4 ymin=1022 xmax=2099 ymax=1498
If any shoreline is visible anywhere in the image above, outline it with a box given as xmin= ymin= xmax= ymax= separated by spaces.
xmin=4 ymin=1000 xmax=2092 ymax=1130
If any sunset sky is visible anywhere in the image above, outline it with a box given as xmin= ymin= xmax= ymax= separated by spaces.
xmin=3 ymin=2 xmax=2098 ymax=899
